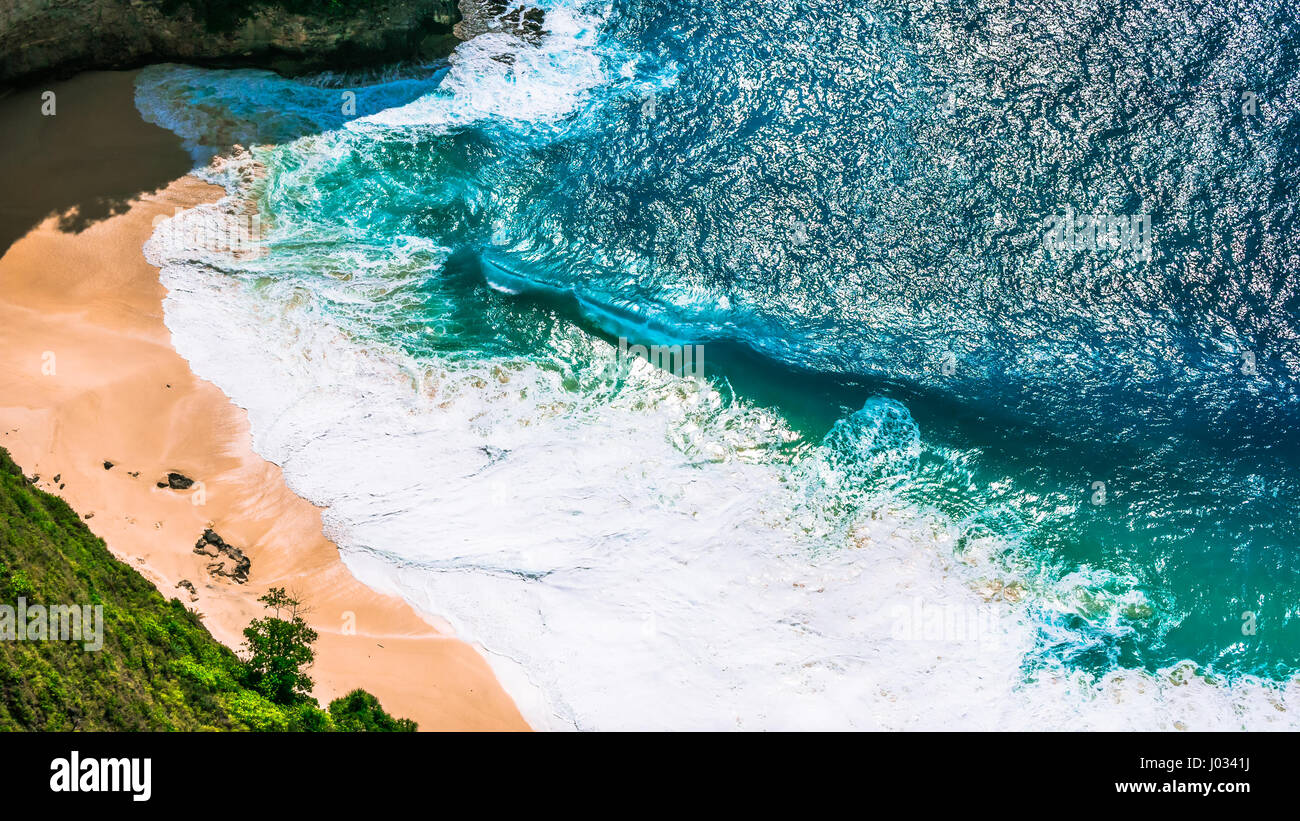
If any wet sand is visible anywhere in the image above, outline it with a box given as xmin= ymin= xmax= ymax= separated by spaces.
xmin=0 ymin=70 xmax=529 ymax=730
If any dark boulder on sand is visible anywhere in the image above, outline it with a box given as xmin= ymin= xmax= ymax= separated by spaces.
xmin=193 ymin=529 xmax=251 ymax=584
xmin=175 ymin=579 xmax=199 ymax=602
xmin=158 ymin=472 xmax=195 ymax=490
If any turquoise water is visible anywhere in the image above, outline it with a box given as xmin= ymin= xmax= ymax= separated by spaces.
xmin=139 ymin=0 xmax=1300 ymax=727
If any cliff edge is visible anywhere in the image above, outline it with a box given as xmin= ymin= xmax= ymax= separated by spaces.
xmin=0 ymin=0 xmax=461 ymax=88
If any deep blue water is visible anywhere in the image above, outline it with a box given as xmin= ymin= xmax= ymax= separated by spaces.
xmin=451 ymin=0 xmax=1300 ymax=676
xmin=139 ymin=0 xmax=1300 ymax=720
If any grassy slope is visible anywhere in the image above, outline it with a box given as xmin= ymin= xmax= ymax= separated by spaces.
xmin=0 ymin=447 xmax=411 ymax=731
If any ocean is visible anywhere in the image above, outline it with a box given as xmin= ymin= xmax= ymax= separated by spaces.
xmin=138 ymin=0 xmax=1300 ymax=729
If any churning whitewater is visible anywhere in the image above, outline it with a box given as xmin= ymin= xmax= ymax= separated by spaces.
xmin=140 ymin=0 xmax=1300 ymax=729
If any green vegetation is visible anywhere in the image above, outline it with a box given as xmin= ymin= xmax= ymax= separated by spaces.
xmin=329 ymin=689 xmax=419 ymax=732
xmin=0 ymin=447 xmax=415 ymax=731
xmin=241 ymin=587 xmax=319 ymax=706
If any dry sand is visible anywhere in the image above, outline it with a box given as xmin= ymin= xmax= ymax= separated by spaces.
xmin=0 ymin=71 xmax=529 ymax=730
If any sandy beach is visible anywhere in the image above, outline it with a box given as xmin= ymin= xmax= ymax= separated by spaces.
xmin=0 ymin=70 xmax=528 ymax=731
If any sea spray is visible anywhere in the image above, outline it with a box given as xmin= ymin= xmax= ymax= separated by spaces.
xmin=137 ymin=0 xmax=1300 ymax=729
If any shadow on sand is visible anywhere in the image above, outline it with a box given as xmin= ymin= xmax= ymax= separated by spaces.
xmin=0 ymin=71 xmax=193 ymax=257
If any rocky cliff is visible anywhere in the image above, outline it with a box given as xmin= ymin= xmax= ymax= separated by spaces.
xmin=0 ymin=0 xmax=462 ymax=88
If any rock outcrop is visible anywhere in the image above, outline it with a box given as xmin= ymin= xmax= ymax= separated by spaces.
xmin=193 ymin=528 xmax=250 ymax=584
xmin=157 ymin=472 xmax=195 ymax=490
xmin=0 ymin=0 xmax=461 ymax=88
xmin=175 ymin=578 xmax=199 ymax=601
xmin=454 ymin=0 xmax=546 ymax=44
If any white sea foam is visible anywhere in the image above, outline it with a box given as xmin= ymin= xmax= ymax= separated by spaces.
xmin=138 ymin=3 xmax=1300 ymax=731
xmin=144 ymin=191 xmax=1298 ymax=730
xmin=356 ymin=2 xmax=614 ymax=135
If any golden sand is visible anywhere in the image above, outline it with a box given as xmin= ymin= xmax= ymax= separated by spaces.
xmin=0 ymin=71 xmax=528 ymax=730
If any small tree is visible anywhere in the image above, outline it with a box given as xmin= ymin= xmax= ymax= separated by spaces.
xmin=328 ymin=688 xmax=418 ymax=732
xmin=241 ymin=587 xmax=317 ymax=706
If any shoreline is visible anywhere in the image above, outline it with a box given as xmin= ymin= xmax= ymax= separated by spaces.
xmin=0 ymin=70 xmax=528 ymax=730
